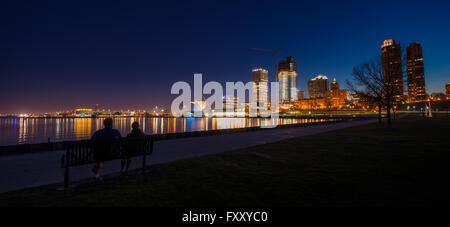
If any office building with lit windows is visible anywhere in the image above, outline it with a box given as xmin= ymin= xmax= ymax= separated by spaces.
xmin=326 ymin=78 xmax=347 ymax=108
xmin=252 ymin=68 xmax=269 ymax=109
xmin=381 ymin=39 xmax=404 ymax=103
xmin=308 ymin=75 xmax=329 ymax=99
xmin=278 ymin=56 xmax=298 ymax=103
xmin=406 ymin=43 xmax=426 ymax=102
xmin=297 ymin=90 xmax=305 ymax=100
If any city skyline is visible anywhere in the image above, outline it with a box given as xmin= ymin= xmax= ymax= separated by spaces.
xmin=1 ymin=0 xmax=450 ymax=213
xmin=1 ymin=54 xmax=446 ymax=115
xmin=1 ymin=63 xmax=447 ymax=115
xmin=2 ymin=0 xmax=450 ymax=113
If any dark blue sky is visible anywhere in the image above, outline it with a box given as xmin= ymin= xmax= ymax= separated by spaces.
xmin=1 ymin=0 xmax=449 ymax=113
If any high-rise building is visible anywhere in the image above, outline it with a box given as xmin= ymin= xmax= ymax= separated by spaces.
xmin=406 ymin=43 xmax=426 ymax=102
xmin=381 ymin=39 xmax=404 ymax=103
xmin=330 ymin=78 xmax=340 ymax=90
xmin=308 ymin=75 xmax=329 ymax=99
xmin=252 ymin=68 xmax=269 ymax=109
xmin=446 ymin=83 xmax=450 ymax=98
xmin=297 ymin=90 xmax=305 ymax=100
xmin=278 ymin=56 xmax=298 ymax=103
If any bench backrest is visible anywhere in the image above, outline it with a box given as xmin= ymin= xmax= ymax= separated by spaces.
xmin=62 ymin=136 xmax=153 ymax=168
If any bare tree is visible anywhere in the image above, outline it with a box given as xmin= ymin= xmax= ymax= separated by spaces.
xmin=346 ymin=53 xmax=401 ymax=128
xmin=346 ymin=56 xmax=385 ymax=124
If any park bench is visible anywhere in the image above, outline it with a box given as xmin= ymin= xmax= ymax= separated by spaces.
xmin=61 ymin=136 xmax=154 ymax=188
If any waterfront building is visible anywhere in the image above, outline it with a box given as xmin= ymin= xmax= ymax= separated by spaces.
xmin=74 ymin=109 xmax=93 ymax=117
xmin=446 ymin=83 xmax=450 ymax=98
xmin=326 ymin=89 xmax=347 ymax=108
xmin=330 ymin=78 xmax=340 ymax=90
xmin=406 ymin=43 xmax=426 ymax=102
xmin=297 ymin=78 xmax=347 ymax=110
xmin=278 ymin=56 xmax=298 ymax=103
xmin=252 ymin=68 xmax=269 ymax=110
xmin=308 ymin=75 xmax=329 ymax=99
xmin=191 ymin=101 xmax=206 ymax=116
xmin=326 ymin=78 xmax=347 ymax=108
xmin=295 ymin=98 xmax=326 ymax=110
xmin=346 ymin=92 xmax=374 ymax=110
xmin=222 ymin=96 xmax=245 ymax=117
xmin=381 ymin=39 xmax=404 ymax=103
xmin=297 ymin=90 xmax=305 ymax=100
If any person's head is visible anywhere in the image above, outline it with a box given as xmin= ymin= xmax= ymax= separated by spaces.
xmin=132 ymin=122 xmax=139 ymax=130
xmin=103 ymin=118 xmax=113 ymax=128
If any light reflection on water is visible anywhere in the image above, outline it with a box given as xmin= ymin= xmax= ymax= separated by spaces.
xmin=0 ymin=117 xmax=329 ymax=146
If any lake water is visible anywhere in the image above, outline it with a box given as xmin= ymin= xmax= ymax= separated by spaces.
xmin=0 ymin=117 xmax=332 ymax=146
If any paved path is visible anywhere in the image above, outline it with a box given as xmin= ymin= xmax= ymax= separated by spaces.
xmin=0 ymin=119 xmax=379 ymax=193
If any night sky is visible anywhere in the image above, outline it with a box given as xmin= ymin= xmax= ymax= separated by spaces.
xmin=1 ymin=0 xmax=449 ymax=113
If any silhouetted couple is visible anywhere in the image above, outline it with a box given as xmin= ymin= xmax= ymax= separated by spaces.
xmin=91 ymin=118 xmax=145 ymax=181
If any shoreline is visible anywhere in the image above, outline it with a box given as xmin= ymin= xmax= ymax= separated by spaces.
xmin=0 ymin=117 xmax=374 ymax=157
xmin=0 ymin=114 xmax=380 ymax=119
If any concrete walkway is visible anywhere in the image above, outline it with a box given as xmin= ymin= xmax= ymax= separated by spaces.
xmin=0 ymin=119 xmax=379 ymax=193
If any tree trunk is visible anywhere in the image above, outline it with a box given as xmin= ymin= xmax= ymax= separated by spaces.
xmin=378 ymin=104 xmax=382 ymax=124
xmin=386 ymin=101 xmax=392 ymax=129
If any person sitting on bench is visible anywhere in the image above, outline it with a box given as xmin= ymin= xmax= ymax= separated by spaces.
xmin=121 ymin=122 xmax=146 ymax=173
xmin=91 ymin=118 xmax=122 ymax=181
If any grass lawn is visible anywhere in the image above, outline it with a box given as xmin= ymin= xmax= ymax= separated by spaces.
xmin=1 ymin=115 xmax=450 ymax=207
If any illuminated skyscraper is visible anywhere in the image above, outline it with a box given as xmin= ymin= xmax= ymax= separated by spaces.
xmin=308 ymin=75 xmax=329 ymax=99
xmin=278 ymin=56 xmax=298 ymax=103
xmin=252 ymin=68 xmax=269 ymax=109
xmin=381 ymin=39 xmax=404 ymax=103
xmin=406 ymin=43 xmax=426 ymax=102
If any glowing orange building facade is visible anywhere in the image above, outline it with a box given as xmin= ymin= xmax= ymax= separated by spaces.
xmin=296 ymin=78 xmax=347 ymax=110
xmin=295 ymin=98 xmax=326 ymax=110
xmin=326 ymin=89 xmax=347 ymax=108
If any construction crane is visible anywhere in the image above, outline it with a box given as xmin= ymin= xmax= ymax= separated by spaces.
xmin=251 ymin=48 xmax=284 ymax=82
